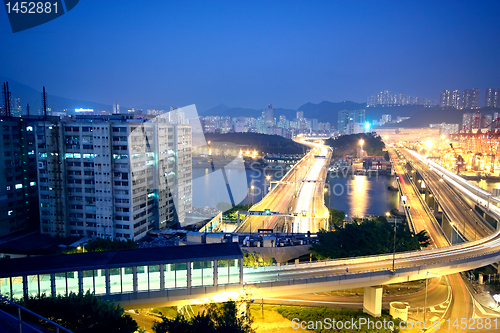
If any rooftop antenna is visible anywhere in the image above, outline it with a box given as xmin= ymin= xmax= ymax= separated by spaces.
xmin=26 ymin=103 xmax=30 ymax=116
xmin=2 ymin=82 xmax=12 ymax=117
xmin=42 ymin=86 xmax=47 ymax=119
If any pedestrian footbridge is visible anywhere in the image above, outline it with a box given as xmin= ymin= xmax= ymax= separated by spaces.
xmin=2 ymin=230 xmax=500 ymax=317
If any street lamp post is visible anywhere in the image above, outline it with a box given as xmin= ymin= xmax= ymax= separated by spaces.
xmin=251 ymin=185 xmax=255 ymax=204
xmin=424 ymin=272 xmax=440 ymax=324
xmin=387 ymin=212 xmax=397 ymax=272
xmin=266 ymin=175 xmax=271 ymax=195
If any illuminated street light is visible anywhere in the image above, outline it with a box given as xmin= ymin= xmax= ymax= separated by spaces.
xmin=425 ymin=272 xmax=441 ymax=323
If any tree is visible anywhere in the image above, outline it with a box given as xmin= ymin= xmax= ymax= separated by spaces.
xmin=325 ymin=132 xmax=387 ymax=158
xmin=153 ymin=299 xmax=255 ymax=333
xmin=242 ymin=251 xmax=275 ymax=267
xmin=19 ymin=291 xmax=137 ymax=333
xmin=328 ymin=208 xmax=345 ymax=230
xmin=416 ymin=230 xmax=432 ymax=248
xmin=311 ymin=216 xmax=428 ymax=259
xmin=63 ymin=237 xmax=137 ymax=254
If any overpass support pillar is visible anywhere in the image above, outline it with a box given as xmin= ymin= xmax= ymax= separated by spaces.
xmin=363 ymin=286 xmax=383 ymax=317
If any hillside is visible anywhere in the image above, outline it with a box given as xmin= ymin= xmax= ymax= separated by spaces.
xmin=325 ymin=132 xmax=387 ymax=158
xmin=203 ymin=133 xmax=307 ymax=155
xmin=297 ymin=101 xmax=366 ymax=123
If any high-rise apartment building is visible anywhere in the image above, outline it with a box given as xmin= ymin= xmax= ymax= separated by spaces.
xmin=35 ymin=114 xmax=192 ymax=240
xmin=381 ymin=114 xmax=391 ymax=124
xmin=440 ymin=90 xmax=450 ymax=107
xmin=463 ymin=88 xmax=480 ymax=109
xmin=350 ymin=109 xmax=365 ymax=124
xmin=296 ymin=111 xmax=304 ymax=120
xmin=265 ymin=104 xmax=275 ymax=127
xmin=337 ymin=110 xmax=350 ymax=134
xmin=440 ymin=90 xmax=462 ymax=109
xmin=0 ymin=116 xmax=47 ymax=237
xmin=462 ymin=112 xmax=482 ymax=132
xmin=486 ymin=89 xmax=500 ymax=108
xmin=451 ymin=90 xmax=462 ymax=109
xmin=113 ymin=103 xmax=120 ymax=114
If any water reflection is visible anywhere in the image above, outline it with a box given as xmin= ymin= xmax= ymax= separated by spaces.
xmin=350 ymin=175 xmax=368 ymax=217
xmin=328 ymin=174 xmax=397 ymax=218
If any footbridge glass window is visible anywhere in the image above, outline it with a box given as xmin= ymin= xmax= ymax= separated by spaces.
xmin=0 ymin=277 xmax=11 ymax=297
xmin=67 ymin=271 xmax=78 ymax=294
xmin=28 ymin=275 xmax=38 ymax=297
xmin=55 ymin=273 xmax=66 ymax=295
xmin=110 ymin=268 xmax=121 ymax=294
xmin=229 ymin=259 xmax=240 ymax=284
xmin=202 ymin=261 xmax=214 ymax=287
xmin=148 ymin=265 xmax=161 ymax=291
xmin=82 ymin=270 xmax=94 ymax=294
xmin=191 ymin=261 xmax=214 ymax=287
xmin=217 ymin=260 xmax=230 ymax=285
xmin=94 ymin=270 xmax=106 ymax=295
xmin=39 ymin=274 xmax=51 ymax=296
xmin=122 ymin=267 xmax=134 ymax=293
xmin=175 ymin=263 xmax=187 ymax=288
xmin=164 ymin=264 xmax=175 ymax=289
xmin=11 ymin=276 xmax=23 ymax=299
xmin=137 ymin=266 xmax=148 ymax=291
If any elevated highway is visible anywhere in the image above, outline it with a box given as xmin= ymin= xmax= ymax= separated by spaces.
xmin=400 ymin=148 xmax=495 ymax=242
xmin=236 ymin=138 xmax=331 ymax=234
xmin=4 ymin=142 xmax=500 ymax=321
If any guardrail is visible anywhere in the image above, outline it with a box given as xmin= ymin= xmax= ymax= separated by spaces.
xmin=243 ymin=248 xmax=500 ymax=286
xmin=0 ymin=295 xmax=73 ymax=333
xmin=394 ymin=175 xmax=415 ymax=233
xmin=404 ymin=169 xmax=452 ymax=244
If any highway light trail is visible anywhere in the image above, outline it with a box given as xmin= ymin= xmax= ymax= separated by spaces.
xmin=293 ymin=140 xmax=329 ymax=233
xmin=407 ymin=149 xmax=500 ymax=217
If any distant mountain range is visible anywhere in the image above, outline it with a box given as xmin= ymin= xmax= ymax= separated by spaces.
xmin=4 ymin=77 xmax=496 ymax=128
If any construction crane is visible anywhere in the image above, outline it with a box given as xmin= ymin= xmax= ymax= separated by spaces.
xmin=449 ymin=143 xmax=464 ymax=175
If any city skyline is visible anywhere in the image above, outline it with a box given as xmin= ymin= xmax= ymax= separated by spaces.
xmin=1 ymin=1 xmax=500 ymax=112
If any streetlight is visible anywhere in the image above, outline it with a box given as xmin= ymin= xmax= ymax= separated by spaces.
xmin=424 ymin=272 xmax=440 ymax=323
xmin=386 ymin=212 xmax=398 ymax=273
xmin=266 ymin=175 xmax=271 ymax=195
xmin=77 ymin=245 xmax=85 ymax=253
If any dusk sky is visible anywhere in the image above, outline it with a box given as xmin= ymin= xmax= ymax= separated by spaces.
xmin=1 ymin=0 xmax=500 ymax=111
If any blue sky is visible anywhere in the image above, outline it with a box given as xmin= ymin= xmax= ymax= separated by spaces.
xmin=1 ymin=0 xmax=499 ymax=111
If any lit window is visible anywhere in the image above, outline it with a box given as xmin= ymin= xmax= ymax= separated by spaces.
xmin=6 ymin=186 xmax=11 ymax=191
xmin=27 ymin=126 xmax=33 ymax=131
xmin=8 ymin=210 xmax=13 ymax=216
xmin=15 ymin=184 xmax=22 ymax=189
xmin=30 ymin=182 xmax=36 ymax=186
